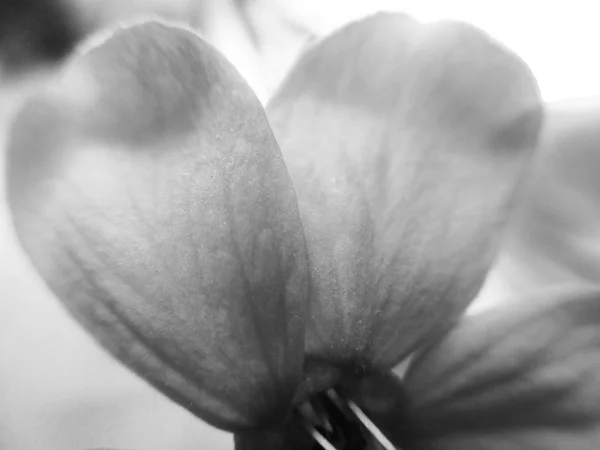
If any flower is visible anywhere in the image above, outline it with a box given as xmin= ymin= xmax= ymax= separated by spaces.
xmin=9 ymin=11 xmax=598 ymax=450
xmin=337 ymin=286 xmax=600 ymax=449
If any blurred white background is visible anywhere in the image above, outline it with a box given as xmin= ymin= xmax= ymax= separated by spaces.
xmin=2 ymin=1 xmax=600 ymax=449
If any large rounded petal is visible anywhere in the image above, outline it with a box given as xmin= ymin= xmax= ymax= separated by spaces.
xmin=402 ymin=287 xmax=600 ymax=449
xmin=266 ymin=12 xmax=543 ymax=373
xmin=6 ymin=20 xmax=308 ymax=431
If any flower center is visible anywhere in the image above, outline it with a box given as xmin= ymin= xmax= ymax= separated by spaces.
xmin=294 ymin=387 xmax=397 ymax=450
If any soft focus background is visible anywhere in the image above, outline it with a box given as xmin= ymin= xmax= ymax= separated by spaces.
xmin=2 ymin=1 xmax=600 ymax=449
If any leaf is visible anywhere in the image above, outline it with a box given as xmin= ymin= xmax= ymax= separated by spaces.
xmin=6 ymin=19 xmax=308 ymax=432
xmin=402 ymin=287 xmax=600 ymax=449
xmin=266 ymin=12 xmax=543 ymax=375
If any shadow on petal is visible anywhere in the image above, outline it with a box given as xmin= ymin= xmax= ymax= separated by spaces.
xmin=266 ymin=12 xmax=544 ymax=375
xmin=6 ymin=19 xmax=308 ymax=432
xmin=403 ymin=286 xmax=600 ymax=449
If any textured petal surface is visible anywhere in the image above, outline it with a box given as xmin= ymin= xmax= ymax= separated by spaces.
xmin=403 ymin=287 xmax=600 ymax=449
xmin=266 ymin=12 xmax=543 ymax=373
xmin=6 ymin=20 xmax=308 ymax=431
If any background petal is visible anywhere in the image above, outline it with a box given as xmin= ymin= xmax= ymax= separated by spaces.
xmin=266 ymin=12 xmax=543 ymax=373
xmin=403 ymin=287 xmax=600 ymax=449
xmin=484 ymin=97 xmax=600 ymax=303
xmin=6 ymin=20 xmax=308 ymax=432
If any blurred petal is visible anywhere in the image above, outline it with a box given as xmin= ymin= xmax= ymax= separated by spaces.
xmin=6 ymin=20 xmax=308 ymax=431
xmin=495 ymin=97 xmax=600 ymax=296
xmin=403 ymin=287 xmax=600 ymax=449
xmin=266 ymin=12 xmax=543 ymax=373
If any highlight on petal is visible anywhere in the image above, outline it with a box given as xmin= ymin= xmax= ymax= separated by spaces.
xmin=6 ymin=19 xmax=308 ymax=431
xmin=266 ymin=11 xmax=544 ymax=374
xmin=402 ymin=287 xmax=600 ymax=449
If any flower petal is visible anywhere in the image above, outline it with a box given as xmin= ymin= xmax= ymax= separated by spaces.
xmin=498 ymin=97 xmax=600 ymax=295
xmin=266 ymin=12 xmax=543 ymax=372
xmin=6 ymin=20 xmax=308 ymax=431
xmin=402 ymin=287 xmax=600 ymax=449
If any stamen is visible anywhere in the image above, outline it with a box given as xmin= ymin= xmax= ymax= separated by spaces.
xmin=298 ymin=402 xmax=323 ymax=428
xmin=346 ymin=401 xmax=397 ymax=450
xmin=303 ymin=422 xmax=339 ymax=450
xmin=298 ymin=400 xmax=334 ymax=434
xmin=310 ymin=396 xmax=335 ymax=433
xmin=325 ymin=388 xmax=347 ymax=411
xmin=327 ymin=389 xmax=399 ymax=450
xmin=299 ymin=388 xmax=400 ymax=449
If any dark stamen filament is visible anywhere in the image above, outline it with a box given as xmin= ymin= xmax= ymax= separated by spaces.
xmin=297 ymin=388 xmax=400 ymax=450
